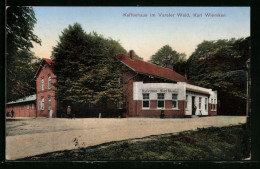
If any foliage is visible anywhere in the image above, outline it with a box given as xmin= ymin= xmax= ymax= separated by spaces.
xmin=6 ymin=7 xmax=41 ymax=101
xmin=52 ymin=23 xmax=127 ymax=108
xmin=149 ymin=45 xmax=186 ymax=67
xmin=23 ymin=124 xmax=250 ymax=161
xmin=134 ymin=53 xmax=143 ymax=60
xmin=186 ymin=37 xmax=250 ymax=115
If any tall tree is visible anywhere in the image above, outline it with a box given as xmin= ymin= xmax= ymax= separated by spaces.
xmin=134 ymin=53 xmax=143 ymax=60
xmin=187 ymin=37 xmax=250 ymax=115
xmin=6 ymin=6 xmax=41 ymax=101
xmin=52 ymin=23 xmax=126 ymax=110
xmin=149 ymin=45 xmax=186 ymax=67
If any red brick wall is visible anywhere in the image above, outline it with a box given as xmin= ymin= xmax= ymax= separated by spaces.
xmin=36 ymin=63 xmax=57 ymax=118
xmin=122 ymin=71 xmax=190 ymax=117
xmin=6 ymin=103 xmax=36 ymax=117
xmin=209 ymin=103 xmax=217 ymax=115
xmin=122 ymin=70 xmax=137 ymax=117
xmin=124 ymin=79 xmax=136 ymax=117
xmin=135 ymin=100 xmax=185 ymax=117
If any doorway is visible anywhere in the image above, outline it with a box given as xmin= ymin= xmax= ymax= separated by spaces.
xmin=192 ymin=96 xmax=196 ymax=115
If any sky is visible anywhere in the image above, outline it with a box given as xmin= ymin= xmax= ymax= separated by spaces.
xmin=31 ymin=7 xmax=250 ymax=61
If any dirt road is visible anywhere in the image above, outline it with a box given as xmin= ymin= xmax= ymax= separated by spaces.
xmin=6 ymin=116 xmax=246 ymax=160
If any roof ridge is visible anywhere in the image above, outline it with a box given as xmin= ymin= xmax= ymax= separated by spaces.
xmin=43 ymin=58 xmax=53 ymax=61
xmin=137 ymin=59 xmax=175 ymax=71
xmin=121 ymin=54 xmax=176 ymax=71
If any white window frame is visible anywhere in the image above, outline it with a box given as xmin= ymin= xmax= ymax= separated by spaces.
xmin=172 ymin=93 xmax=178 ymax=109
xmin=157 ymin=93 xmax=165 ymax=109
xmin=205 ymin=98 xmax=208 ymax=111
xmin=142 ymin=93 xmax=150 ymax=109
xmin=31 ymin=104 xmax=34 ymax=109
xmin=48 ymin=76 xmax=52 ymax=89
xmin=41 ymin=97 xmax=44 ymax=110
xmin=199 ymin=97 xmax=202 ymax=110
xmin=41 ymin=77 xmax=44 ymax=91
xmin=48 ymin=96 xmax=51 ymax=110
xmin=116 ymin=98 xmax=123 ymax=109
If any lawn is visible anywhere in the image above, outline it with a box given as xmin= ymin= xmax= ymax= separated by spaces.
xmin=20 ymin=124 xmax=250 ymax=161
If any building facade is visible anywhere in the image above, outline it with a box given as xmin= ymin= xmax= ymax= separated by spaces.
xmin=6 ymin=95 xmax=36 ymax=117
xmin=34 ymin=58 xmax=57 ymax=118
xmin=117 ymin=50 xmax=217 ymax=117
xmin=6 ymin=51 xmax=217 ymax=118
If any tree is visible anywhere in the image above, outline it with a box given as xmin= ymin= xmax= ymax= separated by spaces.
xmin=52 ymin=23 xmax=127 ymax=110
xmin=134 ymin=53 xmax=143 ymax=60
xmin=149 ymin=45 xmax=186 ymax=67
xmin=186 ymin=37 xmax=250 ymax=115
xmin=6 ymin=7 xmax=41 ymax=101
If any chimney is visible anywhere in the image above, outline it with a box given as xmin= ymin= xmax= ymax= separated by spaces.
xmin=129 ymin=50 xmax=134 ymax=59
xmin=166 ymin=65 xmax=174 ymax=70
xmin=184 ymin=73 xmax=188 ymax=79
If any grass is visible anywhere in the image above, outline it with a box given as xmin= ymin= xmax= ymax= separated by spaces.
xmin=20 ymin=124 xmax=250 ymax=161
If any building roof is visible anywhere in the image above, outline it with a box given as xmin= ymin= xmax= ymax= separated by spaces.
xmin=34 ymin=58 xmax=54 ymax=79
xmin=186 ymin=88 xmax=210 ymax=95
xmin=116 ymin=54 xmax=191 ymax=83
xmin=43 ymin=58 xmax=54 ymax=65
xmin=6 ymin=94 xmax=36 ymax=105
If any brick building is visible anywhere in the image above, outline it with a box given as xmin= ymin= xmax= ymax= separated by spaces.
xmin=6 ymin=95 xmax=36 ymax=117
xmin=34 ymin=58 xmax=57 ymax=118
xmin=6 ymin=51 xmax=217 ymax=118
xmin=117 ymin=50 xmax=217 ymax=117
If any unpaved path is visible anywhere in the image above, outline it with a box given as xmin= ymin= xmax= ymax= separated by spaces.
xmin=6 ymin=116 xmax=246 ymax=160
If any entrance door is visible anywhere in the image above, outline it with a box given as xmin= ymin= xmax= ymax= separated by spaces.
xmin=192 ymin=96 xmax=196 ymax=115
xmin=49 ymin=110 xmax=53 ymax=118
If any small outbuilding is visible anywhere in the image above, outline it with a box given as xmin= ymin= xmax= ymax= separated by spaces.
xmin=6 ymin=95 xmax=36 ymax=118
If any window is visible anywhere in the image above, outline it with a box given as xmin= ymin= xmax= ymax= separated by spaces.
xmin=116 ymin=98 xmax=123 ymax=109
xmin=48 ymin=76 xmax=52 ymax=89
xmin=142 ymin=93 xmax=150 ymax=108
xmin=214 ymin=99 xmax=217 ymax=111
xmin=41 ymin=77 xmax=44 ymax=91
xmin=31 ymin=104 xmax=34 ymax=109
xmin=185 ymin=95 xmax=188 ymax=109
xmin=41 ymin=97 xmax=44 ymax=110
xmin=48 ymin=96 xmax=51 ymax=110
xmin=26 ymin=104 xmax=29 ymax=109
xmin=172 ymin=94 xmax=178 ymax=109
xmin=157 ymin=93 xmax=165 ymax=109
xmin=205 ymin=98 xmax=208 ymax=111
xmin=199 ymin=97 xmax=202 ymax=109
xmin=211 ymin=99 xmax=213 ymax=110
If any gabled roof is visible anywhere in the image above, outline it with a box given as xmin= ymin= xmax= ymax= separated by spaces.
xmin=116 ymin=54 xmax=191 ymax=83
xmin=34 ymin=58 xmax=54 ymax=79
xmin=43 ymin=58 xmax=54 ymax=65
xmin=6 ymin=94 xmax=36 ymax=105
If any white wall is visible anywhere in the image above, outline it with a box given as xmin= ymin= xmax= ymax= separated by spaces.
xmin=185 ymin=83 xmax=217 ymax=115
xmin=133 ymin=81 xmax=217 ymax=116
xmin=185 ymin=93 xmax=209 ymax=115
xmin=133 ymin=82 xmax=185 ymax=100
